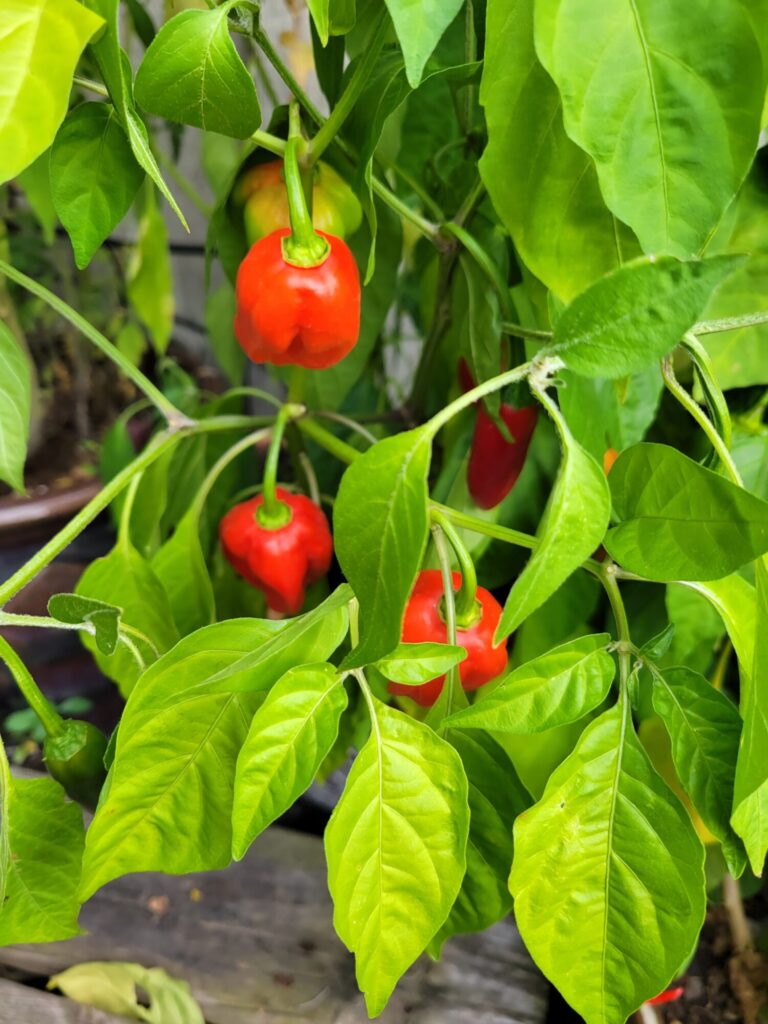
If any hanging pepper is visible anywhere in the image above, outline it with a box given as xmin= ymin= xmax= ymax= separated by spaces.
xmin=234 ymin=104 xmax=361 ymax=370
xmin=44 ymin=720 xmax=108 ymax=810
xmin=460 ymin=361 xmax=539 ymax=510
xmin=648 ymin=985 xmax=685 ymax=1006
xmin=235 ymin=159 xmax=362 ymax=246
xmin=388 ymin=570 xmax=508 ymax=707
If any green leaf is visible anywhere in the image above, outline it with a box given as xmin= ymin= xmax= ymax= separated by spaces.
xmin=679 ymin=576 xmax=756 ymax=697
xmin=446 ymin=634 xmax=614 ymax=733
xmin=663 ymin=585 xmax=725 ymax=676
xmin=127 ymin=188 xmax=175 ymax=355
xmin=0 ymin=321 xmax=31 ymax=493
xmin=335 ymin=429 xmax=432 ymax=668
xmin=534 ymin=0 xmax=764 ymax=256
xmin=75 ymin=541 xmax=179 ymax=697
xmin=0 ymin=776 xmax=84 ymax=944
xmin=151 ymin=509 xmax=215 ymax=637
xmin=16 ymin=150 xmax=57 ymax=244
xmin=80 ymin=607 xmax=348 ymax=900
xmin=547 ymin=256 xmax=743 ymax=379
xmin=307 ymin=0 xmax=331 ymax=45
xmin=0 ymin=0 xmax=103 ymax=183
xmin=510 ymin=697 xmax=706 ymax=1024
xmin=48 ymin=593 xmax=121 ymax=656
xmin=50 ymin=103 xmax=144 ymax=270
xmin=430 ymin=729 xmax=530 ymax=955
xmin=495 ymin=399 xmax=610 ymax=639
xmin=731 ymin=557 xmax=768 ymax=875
xmin=605 ymin=444 xmax=768 ymax=581
xmin=461 ymin=253 xmax=502 ymax=417
xmin=385 ymin=0 xmax=463 ymax=87
xmin=49 ymin=962 xmax=204 ymax=1023
xmin=479 ymin=0 xmax=638 ymax=301
xmin=83 ymin=0 xmax=187 ymax=230
xmin=232 ymin=663 xmax=347 ymax=858
xmin=375 ymin=642 xmax=467 ymax=684
xmin=325 ymin=700 xmax=469 ymax=1016
xmin=204 ymin=281 xmax=244 ymax=386
xmin=134 ymin=6 xmax=260 ymax=138
xmin=650 ymin=665 xmax=745 ymax=876
xmin=115 ymin=321 xmax=148 ymax=367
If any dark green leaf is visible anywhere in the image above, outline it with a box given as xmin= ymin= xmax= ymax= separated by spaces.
xmin=48 ymin=593 xmax=121 ymax=656
xmin=605 ymin=444 xmax=768 ymax=581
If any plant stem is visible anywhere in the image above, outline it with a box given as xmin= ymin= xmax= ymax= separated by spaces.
xmin=0 ymin=259 xmax=188 ymax=426
xmin=298 ymin=417 xmax=361 ymax=464
xmin=661 ymin=356 xmax=742 ymax=485
xmin=430 ymin=504 xmax=536 ymax=551
xmin=282 ymin=103 xmax=328 ymax=265
xmin=192 ymin=427 xmax=272 ymax=523
xmin=441 ymin=221 xmax=512 ymax=317
xmin=681 ymin=331 xmax=732 ymax=451
xmin=431 ymin=524 xmax=460 ymax=716
xmin=427 ymin=361 xmax=532 ymax=435
xmin=723 ymin=872 xmax=753 ymax=953
xmin=259 ymin=404 xmax=305 ymax=524
xmin=312 ymin=411 xmax=378 ymax=446
xmin=0 ymin=635 xmax=63 ymax=737
xmin=156 ymin=147 xmax=212 ymax=218
xmin=501 ymin=322 xmax=554 ymax=342
xmin=309 ymin=11 xmax=389 ymax=164
xmin=250 ymin=129 xmax=286 ymax=157
xmin=72 ymin=74 xmax=109 ymax=97
xmin=431 ymin=509 xmax=479 ymax=627
xmin=0 ymin=613 xmax=92 ymax=632
xmin=601 ymin=564 xmax=632 ymax=687
xmin=253 ymin=27 xmax=324 ymax=125
xmin=370 ymin=178 xmax=440 ymax=239
xmin=692 ymin=310 xmax=768 ymax=335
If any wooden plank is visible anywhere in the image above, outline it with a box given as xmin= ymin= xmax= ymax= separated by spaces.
xmin=0 ymin=826 xmax=547 ymax=1024
xmin=0 ymin=977 xmax=126 ymax=1024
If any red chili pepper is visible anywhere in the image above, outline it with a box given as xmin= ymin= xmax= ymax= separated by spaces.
xmin=388 ymin=570 xmax=508 ymax=707
xmin=648 ymin=985 xmax=685 ymax=1005
xmin=234 ymin=228 xmax=360 ymax=369
xmin=459 ymin=360 xmax=539 ymax=510
xmin=219 ymin=488 xmax=333 ymax=615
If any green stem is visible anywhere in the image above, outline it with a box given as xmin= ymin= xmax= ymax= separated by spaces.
xmin=441 ymin=221 xmax=512 ymax=317
xmin=371 ymin=178 xmax=439 ymax=240
xmin=259 ymin=404 xmax=305 ymax=525
xmin=192 ymin=427 xmax=272 ymax=523
xmin=312 ymin=411 xmax=377 ymax=446
xmin=0 ymin=635 xmax=63 ymax=737
xmin=220 ymin=385 xmax=282 ymax=409
xmin=0 ymin=259 xmax=187 ymax=426
xmin=250 ymin=129 xmax=286 ymax=157
xmin=600 ymin=564 xmax=632 ymax=687
xmin=501 ymin=322 xmax=554 ymax=342
xmin=253 ymin=27 xmax=324 ymax=125
xmin=427 ymin=362 xmax=532 ymax=435
xmin=462 ymin=0 xmax=477 ymax=134
xmin=309 ymin=11 xmax=389 ymax=164
xmin=661 ymin=357 xmax=742 ymax=485
xmin=430 ymin=524 xmax=460 ymax=717
xmin=681 ymin=331 xmax=732 ymax=451
xmin=692 ymin=311 xmax=768 ymax=335
xmin=156 ymin=148 xmax=212 ymax=218
xmin=72 ymin=74 xmax=108 ymax=97
xmin=298 ymin=417 xmax=361 ymax=464
xmin=282 ymin=103 xmax=329 ymax=266
xmin=430 ymin=509 xmax=479 ymax=627
xmin=430 ymin=503 xmax=536 ymax=551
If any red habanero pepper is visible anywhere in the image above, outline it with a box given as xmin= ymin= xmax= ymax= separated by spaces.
xmin=220 ymin=488 xmax=333 ymax=615
xmin=388 ymin=570 xmax=508 ymax=707
xmin=234 ymin=228 xmax=360 ymax=368
xmin=460 ymin=361 xmax=538 ymax=510
xmin=647 ymin=985 xmax=685 ymax=1006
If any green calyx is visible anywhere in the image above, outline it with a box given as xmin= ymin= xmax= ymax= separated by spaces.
xmin=256 ymin=499 xmax=293 ymax=530
xmin=43 ymin=719 xmax=108 ymax=809
xmin=281 ymin=231 xmax=331 ymax=268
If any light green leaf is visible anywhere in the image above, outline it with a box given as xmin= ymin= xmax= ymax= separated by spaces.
xmin=134 ymin=6 xmax=260 ymax=138
xmin=326 ymin=700 xmax=469 ymax=1016
xmin=663 ymin=585 xmax=725 ymax=677
xmin=50 ymin=103 xmax=144 ymax=270
xmin=534 ymin=0 xmax=764 ymax=256
xmin=232 ymin=663 xmax=347 ymax=858
xmin=127 ymin=188 xmax=175 ymax=355
xmin=48 ymin=592 xmax=121 ymax=656
xmin=16 ymin=150 xmax=57 ymax=244
xmin=383 ymin=0 xmax=463 ymax=87
xmin=731 ymin=557 xmax=768 ymax=875
xmin=204 ymin=281 xmax=244 ymax=386
xmin=0 ymin=0 xmax=103 ymax=183
xmin=80 ymin=605 xmax=348 ymax=900
xmin=510 ymin=697 xmax=706 ymax=1024
xmin=679 ymin=576 xmax=756 ymax=698
xmin=115 ymin=321 xmax=148 ymax=367
xmin=605 ymin=443 xmax=768 ymax=581
xmin=547 ymin=256 xmax=743 ymax=379
xmin=335 ymin=429 xmax=432 ymax=668
xmin=446 ymin=634 xmax=614 ymax=733
xmin=76 ymin=540 xmax=179 ymax=697
xmin=650 ymin=665 xmax=745 ymax=876
xmin=307 ymin=0 xmax=331 ymax=45
xmin=0 ymin=776 xmax=84 ymax=944
xmin=495 ymin=398 xmax=610 ymax=639
xmin=460 ymin=253 xmax=501 ymax=416
xmin=375 ymin=642 xmax=467 ymax=685
xmin=151 ymin=509 xmax=215 ymax=637
xmin=0 ymin=321 xmax=31 ymax=493
xmin=479 ymin=0 xmax=638 ymax=302
xmin=49 ymin=962 xmax=204 ymax=1024
xmin=430 ymin=730 xmax=530 ymax=955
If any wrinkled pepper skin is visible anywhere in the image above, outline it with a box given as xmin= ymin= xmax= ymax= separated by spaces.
xmin=219 ymin=488 xmax=333 ymax=615
xmin=43 ymin=719 xmax=108 ymax=809
xmin=388 ymin=570 xmax=508 ymax=707
xmin=234 ymin=229 xmax=361 ymax=369
xmin=235 ymin=160 xmax=362 ymax=245
xmin=467 ymin=403 xmax=539 ymax=510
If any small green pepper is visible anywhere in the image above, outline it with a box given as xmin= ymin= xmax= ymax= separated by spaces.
xmin=44 ymin=720 xmax=108 ymax=810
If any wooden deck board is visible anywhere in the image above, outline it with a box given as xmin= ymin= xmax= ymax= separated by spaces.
xmin=0 ymin=826 xmax=547 ymax=1023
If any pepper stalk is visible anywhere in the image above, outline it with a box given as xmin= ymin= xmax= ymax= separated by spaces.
xmin=430 ymin=508 xmax=480 ymax=628
xmin=281 ymin=102 xmax=329 ymax=268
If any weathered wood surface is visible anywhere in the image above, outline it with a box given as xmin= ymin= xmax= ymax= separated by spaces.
xmin=0 ymin=978 xmax=126 ymax=1023
xmin=0 ymin=826 xmax=547 ymax=1024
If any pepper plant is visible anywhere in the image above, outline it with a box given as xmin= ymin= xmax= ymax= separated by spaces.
xmin=1 ymin=1 xmax=768 ymax=1022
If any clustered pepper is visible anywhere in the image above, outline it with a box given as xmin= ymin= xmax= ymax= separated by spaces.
xmin=220 ymin=487 xmax=333 ymax=615
xmin=235 ymin=159 xmax=362 ymax=245
xmin=387 ymin=570 xmax=508 ymax=707
xmin=460 ymin=361 xmax=539 ymax=510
